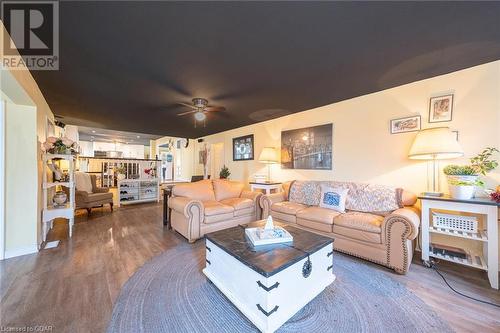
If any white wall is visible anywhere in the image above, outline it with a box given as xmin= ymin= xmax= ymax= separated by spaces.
xmin=197 ymin=61 xmax=500 ymax=195
xmin=1 ymin=22 xmax=55 ymax=257
xmin=152 ymin=137 xmax=195 ymax=181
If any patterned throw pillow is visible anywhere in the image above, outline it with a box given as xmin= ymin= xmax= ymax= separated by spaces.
xmin=319 ymin=185 xmax=349 ymax=213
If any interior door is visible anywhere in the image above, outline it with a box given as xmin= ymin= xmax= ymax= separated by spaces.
xmin=210 ymin=143 xmax=225 ymax=179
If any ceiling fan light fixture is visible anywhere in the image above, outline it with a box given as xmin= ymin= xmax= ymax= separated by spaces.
xmin=194 ymin=111 xmax=206 ymax=121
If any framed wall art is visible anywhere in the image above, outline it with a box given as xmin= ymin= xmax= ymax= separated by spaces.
xmin=232 ymin=134 xmax=254 ymax=161
xmin=281 ymin=123 xmax=332 ymax=170
xmin=390 ymin=115 xmax=421 ymax=134
xmin=429 ymin=94 xmax=453 ymax=123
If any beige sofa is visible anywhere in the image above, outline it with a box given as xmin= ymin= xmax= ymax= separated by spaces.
xmin=260 ymin=181 xmax=420 ymax=274
xmin=169 ymin=179 xmax=262 ymax=242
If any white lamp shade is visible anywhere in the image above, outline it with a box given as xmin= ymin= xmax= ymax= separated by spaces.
xmin=258 ymin=147 xmax=279 ymax=164
xmin=408 ymin=127 xmax=464 ymax=160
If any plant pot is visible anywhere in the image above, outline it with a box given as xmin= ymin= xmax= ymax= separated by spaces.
xmin=447 ymin=175 xmax=478 ymax=200
xmin=448 ymin=185 xmax=476 ymax=200
xmin=117 ymin=173 xmax=126 ymax=181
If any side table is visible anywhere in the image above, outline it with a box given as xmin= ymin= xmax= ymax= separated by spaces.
xmin=419 ymin=194 xmax=499 ymax=289
xmin=249 ymin=182 xmax=282 ymax=195
xmin=163 ymin=186 xmax=173 ymax=229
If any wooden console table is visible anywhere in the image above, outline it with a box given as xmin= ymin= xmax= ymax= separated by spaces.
xmin=419 ymin=194 xmax=499 ymax=289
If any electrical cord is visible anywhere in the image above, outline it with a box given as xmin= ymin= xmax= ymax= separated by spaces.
xmin=429 ymin=260 xmax=500 ymax=308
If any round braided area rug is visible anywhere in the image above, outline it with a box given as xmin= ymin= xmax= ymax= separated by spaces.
xmin=107 ymin=241 xmax=452 ymax=333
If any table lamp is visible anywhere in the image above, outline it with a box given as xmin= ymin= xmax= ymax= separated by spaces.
xmin=408 ymin=127 xmax=463 ymax=196
xmin=258 ymin=147 xmax=279 ymax=182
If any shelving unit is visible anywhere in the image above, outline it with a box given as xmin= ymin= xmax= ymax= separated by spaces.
xmin=118 ymin=178 xmax=160 ymax=206
xmin=429 ymin=247 xmax=487 ymax=270
xmin=42 ymin=154 xmax=76 ymax=242
xmin=420 ymin=194 xmax=499 ymax=289
xmin=429 ymin=226 xmax=488 ymax=242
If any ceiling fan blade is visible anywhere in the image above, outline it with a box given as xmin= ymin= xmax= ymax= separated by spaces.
xmin=178 ymin=102 xmax=198 ymax=110
xmin=177 ymin=110 xmax=198 ymax=116
xmin=204 ymin=106 xmax=226 ymax=112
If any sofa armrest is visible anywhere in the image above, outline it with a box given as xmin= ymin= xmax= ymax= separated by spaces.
xmin=241 ymin=190 xmax=263 ymax=219
xmin=382 ymin=206 xmax=421 ymax=274
xmin=383 ymin=207 xmax=420 ymax=241
xmin=169 ymin=196 xmax=204 ymax=217
xmin=259 ymin=192 xmax=286 ymax=218
xmin=169 ymin=196 xmax=204 ymax=241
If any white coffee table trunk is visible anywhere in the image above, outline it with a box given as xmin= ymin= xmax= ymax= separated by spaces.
xmin=203 ymin=239 xmax=335 ymax=333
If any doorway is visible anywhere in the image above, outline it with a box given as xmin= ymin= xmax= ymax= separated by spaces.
xmin=0 ymin=100 xmax=5 ymax=260
xmin=210 ymin=143 xmax=225 ymax=179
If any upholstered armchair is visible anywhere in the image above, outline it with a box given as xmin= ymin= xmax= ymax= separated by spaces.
xmin=74 ymin=172 xmax=114 ymax=214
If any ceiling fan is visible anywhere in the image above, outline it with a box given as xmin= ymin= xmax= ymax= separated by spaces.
xmin=177 ymin=98 xmax=225 ymax=127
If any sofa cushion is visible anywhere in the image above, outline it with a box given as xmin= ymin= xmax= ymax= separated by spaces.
xmin=332 ymin=225 xmax=382 ymax=244
xmin=333 ymin=212 xmax=384 ymax=233
xmin=213 ymin=179 xmax=244 ymax=201
xmin=319 ymin=185 xmax=349 ymax=213
xmin=296 ymin=206 xmax=340 ymax=225
xmin=234 ymin=206 xmax=254 ymax=217
xmin=287 ymin=180 xmax=406 ymax=214
xmin=205 ymin=212 xmax=235 ymax=224
xmin=75 ymin=171 xmax=93 ymax=193
xmin=271 ymin=201 xmax=307 ymax=215
xmin=85 ymin=192 xmax=113 ymax=203
xmin=297 ymin=218 xmax=333 ymax=233
xmin=173 ymin=180 xmax=215 ymax=201
xmin=203 ymin=201 xmax=234 ymax=216
xmin=220 ymin=197 xmax=253 ymax=210
xmin=271 ymin=211 xmax=297 ymax=224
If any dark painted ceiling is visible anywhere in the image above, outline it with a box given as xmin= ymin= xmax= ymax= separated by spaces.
xmin=32 ymin=1 xmax=500 ymax=139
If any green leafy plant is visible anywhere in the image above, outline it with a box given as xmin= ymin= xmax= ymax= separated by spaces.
xmin=443 ymin=147 xmax=498 ymax=177
xmin=219 ymin=165 xmax=231 ymax=179
xmin=448 ymin=178 xmax=484 ymax=187
xmin=115 ymin=166 xmax=126 ymax=174
xmin=443 ymin=165 xmax=477 ymax=176
xmin=470 ymin=147 xmax=499 ymax=175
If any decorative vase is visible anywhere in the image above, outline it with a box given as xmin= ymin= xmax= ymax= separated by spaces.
xmin=447 ymin=175 xmax=478 ymax=200
xmin=53 ymin=191 xmax=67 ymax=207
xmin=117 ymin=173 xmax=126 ymax=181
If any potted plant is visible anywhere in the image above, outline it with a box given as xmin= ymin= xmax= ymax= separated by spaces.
xmin=443 ymin=147 xmax=498 ymax=200
xmin=42 ymin=136 xmax=78 ymax=155
xmin=219 ymin=165 xmax=230 ymax=179
xmin=115 ymin=166 xmax=126 ymax=180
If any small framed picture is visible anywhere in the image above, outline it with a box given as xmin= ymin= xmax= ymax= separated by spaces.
xmin=429 ymin=94 xmax=453 ymax=123
xmin=390 ymin=115 xmax=421 ymax=134
xmin=232 ymin=134 xmax=254 ymax=161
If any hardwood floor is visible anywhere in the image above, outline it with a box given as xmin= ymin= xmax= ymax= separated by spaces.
xmin=0 ymin=202 xmax=499 ymax=332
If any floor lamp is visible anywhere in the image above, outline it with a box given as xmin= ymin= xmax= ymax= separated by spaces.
xmin=258 ymin=147 xmax=279 ymax=182
xmin=408 ymin=127 xmax=463 ymax=196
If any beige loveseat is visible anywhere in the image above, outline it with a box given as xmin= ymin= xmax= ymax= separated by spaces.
xmin=169 ymin=179 xmax=262 ymax=242
xmin=260 ymin=181 xmax=420 ymax=274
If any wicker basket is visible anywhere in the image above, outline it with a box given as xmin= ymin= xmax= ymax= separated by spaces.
xmin=432 ymin=212 xmax=478 ymax=233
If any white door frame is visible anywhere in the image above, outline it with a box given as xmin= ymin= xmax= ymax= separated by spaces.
xmin=0 ymin=100 xmax=5 ymax=260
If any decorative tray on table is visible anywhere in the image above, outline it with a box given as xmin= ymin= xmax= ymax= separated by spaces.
xmin=245 ymin=216 xmax=293 ymax=246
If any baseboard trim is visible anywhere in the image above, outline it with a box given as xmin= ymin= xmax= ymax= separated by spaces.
xmin=4 ymin=244 xmax=38 ymax=259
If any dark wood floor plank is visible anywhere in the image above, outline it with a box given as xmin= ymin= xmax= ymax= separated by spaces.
xmin=0 ymin=202 xmax=499 ymax=332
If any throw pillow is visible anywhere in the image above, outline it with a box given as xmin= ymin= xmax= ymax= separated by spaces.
xmin=319 ymin=185 xmax=349 ymax=213
xmin=75 ymin=171 xmax=93 ymax=193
